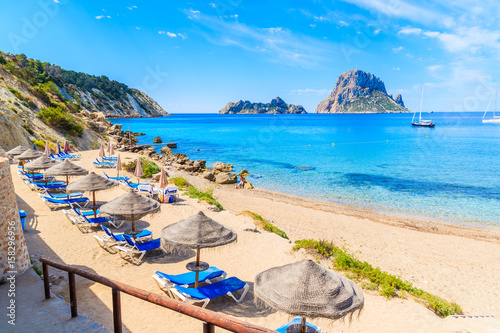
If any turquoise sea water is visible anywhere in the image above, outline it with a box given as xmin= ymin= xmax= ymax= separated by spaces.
xmin=111 ymin=112 xmax=500 ymax=226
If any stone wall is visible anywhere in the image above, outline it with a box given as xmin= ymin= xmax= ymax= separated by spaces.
xmin=0 ymin=156 xmax=30 ymax=280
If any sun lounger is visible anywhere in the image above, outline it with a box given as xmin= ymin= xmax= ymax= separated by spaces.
xmin=72 ymin=207 xmax=123 ymax=230
xmin=171 ymin=277 xmax=249 ymax=308
xmin=43 ymin=190 xmax=83 ymax=199
xmin=275 ymin=318 xmax=323 ymax=333
xmin=101 ymin=156 xmax=118 ymax=161
xmin=60 ymin=152 xmax=80 ymax=159
xmin=115 ymin=234 xmax=162 ymax=264
xmin=138 ymin=184 xmax=160 ymax=198
xmin=62 ymin=208 xmax=100 ymax=223
xmin=93 ymin=158 xmax=116 ymax=168
xmin=25 ymin=178 xmax=66 ymax=191
xmin=103 ymin=171 xmax=130 ymax=181
xmin=17 ymin=170 xmax=52 ymax=181
xmin=162 ymin=186 xmax=179 ymax=202
xmin=119 ymin=179 xmax=149 ymax=191
xmin=39 ymin=193 xmax=89 ymax=210
xmin=94 ymin=225 xmax=153 ymax=252
xmin=153 ymin=267 xmax=227 ymax=297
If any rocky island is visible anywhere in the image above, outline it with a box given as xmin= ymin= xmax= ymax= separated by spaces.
xmin=315 ymin=69 xmax=409 ymax=113
xmin=219 ymin=97 xmax=307 ymax=114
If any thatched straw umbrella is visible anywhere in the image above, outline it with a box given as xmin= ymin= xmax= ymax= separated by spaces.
xmin=15 ymin=149 xmax=43 ymax=171
xmin=45 ymin=159 xmax=88 ymax=185
xmin=67 ymin=172 xmax=119 ymax=217
xmin=24 ymin=155 xmax=59 ymax=183
xmin=7 ymin=145 xmax=29 ymax=157
xmin=254 ymin=260 xmax=364 ymax=333
xmin=161 ymin=211 xmax=237 ymax=287
xmin=100 ymin=190 xmax=160 ymax=234
xmin=134 ymin=157 xmax=143 ymax=185
xmin=116 ymin=154 xmax=122 ymax=178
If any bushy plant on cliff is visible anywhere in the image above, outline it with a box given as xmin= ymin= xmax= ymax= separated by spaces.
xmin=293 ymin=239 xmax=462 ymax=317
xmin=0 ymin=54 xmax=6 ymax=65
xmin=122 ymin=157 xmax=160 ymax=178
xmin=241 ymin=211 xmax=288 ymax=239
xmin=37 ymin=106 xmax=84 ymax=136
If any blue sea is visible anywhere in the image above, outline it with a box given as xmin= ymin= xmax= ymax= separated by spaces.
xmin=111 ymin=112 xmax=500 ymax=227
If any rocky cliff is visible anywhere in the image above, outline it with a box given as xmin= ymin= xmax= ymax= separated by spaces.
xmin=315 ymin=69 xmax=409 ymax=113
xmin=219 ymin=97 xmax=307 ymax=114
xmin=0 ymin=51 xmax=169 ymax=151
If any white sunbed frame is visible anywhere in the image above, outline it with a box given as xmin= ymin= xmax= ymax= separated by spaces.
xmin=169 ymin=282 xmax=249 ymax=309
xmin=38 ymin=193 xmax=89 ymax=211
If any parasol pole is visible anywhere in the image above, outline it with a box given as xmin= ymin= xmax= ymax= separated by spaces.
xmin=66 ymin=175 xmax=70 ymax=199
xmin=195 ymin=248 xmax=201 ymax=288
xmin=93 ymin=191 xmax=97 ymax=218
xmin=300 ymin=317 xmax=306 ymax=333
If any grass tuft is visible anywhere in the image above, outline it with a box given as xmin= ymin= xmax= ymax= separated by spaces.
xmin=293 ymin=239 xmax=462 ymax=317
xmin=170 ymin=177 xmax=224 ymax=210
xmin=241 ymin=210 xmax=288 ymax=239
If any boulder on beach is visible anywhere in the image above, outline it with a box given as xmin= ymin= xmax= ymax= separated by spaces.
xmin=238 ymin=169 xmax=250 ymax=176
xmin=212 ymin=161 xmax=233 ymax=174
xmin=243 ymin=179 xmax=254 ymax=189
xmin=161 ymin=146 xmax=173 ymax=155
xmin=203 ymin=171 xmax=215 ymax=181
xmin=153 ymin=136 xmax=162 ymax=143
xmin=215 ymin=172 xmax=237 ymax=184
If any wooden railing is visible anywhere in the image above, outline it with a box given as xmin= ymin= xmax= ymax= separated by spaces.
xmin=40 ymin=258 xmax=274 ymax=333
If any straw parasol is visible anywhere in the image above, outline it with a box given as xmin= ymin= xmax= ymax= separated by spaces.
xmin=134 ymin=157 xmax=143 ymax=185
xmin=44 ymin=141 xmax=51 ymax=155
xmin=67 ymin=172 xmax=119 ymax=217
xmin=45 ymin=159 xmax=88 ymax=185
xmin=24 ymin=155 xmax=59 ymax=172
xmin=116 ymin=154 xmax=122 ymax=177
xmin=107 ymin=142 xmax=114 ymax=157
xmin=15 ymin=149 xmax=43 ymax=171
xmin=254 ymin=260 xmax=364 ymax=333
xmin=100 ymin=190 xmax=160 ymax=234
xmin=161 ymin=211 xmax=237 ymax=287
xmin=98 ymin=143 xmax=105 ymax=158
xmin=6 ymin=145 xmax=29 ymax=156
xmin=64 ymin=141 xmax=71 ymax=153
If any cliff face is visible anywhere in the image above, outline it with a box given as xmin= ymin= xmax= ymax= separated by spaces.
xmin=219 ymin=97 xmax=307 ymax=114
xmin=315 ymin=69 xmax=409 ymax=113
xmin=0 ymin=51 xmax=168 ymax=151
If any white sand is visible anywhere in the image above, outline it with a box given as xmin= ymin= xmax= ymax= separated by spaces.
xmin=14 ymin=150 xmax=500 ymax=333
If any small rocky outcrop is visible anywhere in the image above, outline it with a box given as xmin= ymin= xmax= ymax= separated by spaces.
xmin=153 ymin=136 xmax=162 ymax=143
xmin=160 ymin=146 xmax=173 ymax=155
xmin=315 ymin=69 xmax=409 ymax=113
xmin=219 ymin=97 xmax=307 ymax=114
xmin=203 ymin=171 xmax=216 ymax=181
xmin=212 ymin=161 xmax=233 ymax=174
xmin=238 ymin=169 xmax=250 ymax=176
xmin=216 ymin=172 xmax=237 ymax=184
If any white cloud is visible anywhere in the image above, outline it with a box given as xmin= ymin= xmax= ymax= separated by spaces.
xmin=95 ymin=15 xmax=111 ymax=20
xmin=290 ymin=88 xmax=330 ymax=95
xmin=338 ymin=20 xmax=349 ymax=27
xmin=210 ymin=3 xmax=216 ymax=8
xmin=398 ymin=27 xmax=422 ymax=35
xmin=127 ymin=5 xmax=137 ymax=10
xmin=426 ymin=64 xmax=443 ymax=72
xmin=423 ymin=27 xmax=500 ymax=54
xmin=392 ymin=46 xmax=404 ymax=53
xmin=136 ymin=27 xmax=141 ymax=30
xmin=166 ymin=32 xmax=177 ymax=37
xmin=393 ymin=67 xmax=400 ymax=70
xmin=53 ymin=0 xmax=60 ymax=3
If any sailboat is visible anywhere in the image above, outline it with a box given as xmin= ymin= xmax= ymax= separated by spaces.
xmin=482 ymin=85 xmax=500 ymax=124
xmin=411 ymin=85 xmax=435 ymax=127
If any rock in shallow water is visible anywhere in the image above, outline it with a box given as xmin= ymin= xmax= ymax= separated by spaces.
xmin=215 ymin=172 xmax=237 ymax=184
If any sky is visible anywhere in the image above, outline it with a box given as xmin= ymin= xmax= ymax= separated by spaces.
xmin=0 ymin=0 xmax=499 ymax=113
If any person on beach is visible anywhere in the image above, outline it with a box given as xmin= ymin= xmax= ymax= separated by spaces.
xmin=236 ymin=175 xmax=247 ymax=189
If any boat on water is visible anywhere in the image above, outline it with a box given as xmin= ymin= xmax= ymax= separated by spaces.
xmin=411 ymin=85 xmax=435 ymax=127
xmin=482 ymin=84 xmax=500 ymax=124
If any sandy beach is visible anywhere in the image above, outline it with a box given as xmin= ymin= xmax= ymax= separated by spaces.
xmin=13 ymin=149 xmax=500 ymax=333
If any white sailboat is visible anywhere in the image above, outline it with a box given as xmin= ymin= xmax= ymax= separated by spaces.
xmin=482 ymin=85 xmax=500 ymax=124
xmin=411 ymin=85 xmax=435 ymax=127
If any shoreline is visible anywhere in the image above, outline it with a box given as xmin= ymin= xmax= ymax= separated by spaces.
xmin=168 ymin=164 xmax=500 ymax=244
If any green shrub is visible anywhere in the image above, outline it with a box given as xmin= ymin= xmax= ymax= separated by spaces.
xmin=30 ymin=259 xmax=43 ymax=276
xmin=242 ymin=210 xmax=288 ymax=239
xmin=0 ymin=54 xmax=6 ymax=65
xmin=170 ymin=176 xmax=189 ymax=190
xmin=186 ymin=187 xmax=224 ymax=211
xmin=122 ymin=157 xmax=160 ymax=177
xmin=20 ymin=100 xmax=29 ymax=108
xmin=293 ymin=239 xmax=462 ymax=317
xmin=40 ymin=81 xmax=59 ymax=94
xmin=23 ymin=124 xmax=34 ymax=135
xmin=37 ymin=106 xmax=83 ymax=136
xmin=7 ymin=86 xmax=21 ymax=98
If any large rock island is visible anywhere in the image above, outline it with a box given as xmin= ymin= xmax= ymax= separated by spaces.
xmin=315 ymin=69 xmax=409 ymax=113
xmin=219 ymin=97 xmax=307 ymax=114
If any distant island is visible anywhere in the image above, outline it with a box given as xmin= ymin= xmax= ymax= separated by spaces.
xmin=315 ymin=69 xmax=409 ymax=113
xmin=219 ymin=97 xmax=307 ymax=114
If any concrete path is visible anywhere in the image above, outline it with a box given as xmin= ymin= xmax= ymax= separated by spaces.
xmin=0 ymin=268 xmax=109 ymax=333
